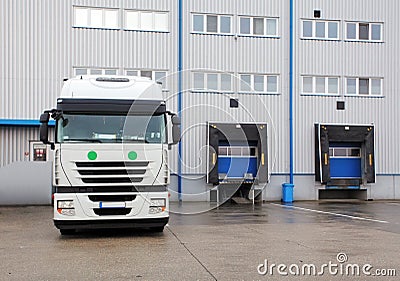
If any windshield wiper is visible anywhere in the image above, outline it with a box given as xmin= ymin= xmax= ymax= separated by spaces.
xmin=64 ymin=138 xmax=102 ymax=143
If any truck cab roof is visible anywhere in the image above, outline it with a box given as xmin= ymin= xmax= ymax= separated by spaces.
xmin=60 ymin=76 xmax=164 ymax=101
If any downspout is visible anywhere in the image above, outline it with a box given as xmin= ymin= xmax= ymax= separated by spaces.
xmin=177 ymin=0 xmax=183 ymax=201
xmin=282 ymin=0 xmax=295 ymax=203
xmin=289 ymin=0 xmax=294 ymax=185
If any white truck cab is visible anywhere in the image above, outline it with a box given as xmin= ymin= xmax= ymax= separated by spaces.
xmin=39 ymin=76 xmax=180 ymax=235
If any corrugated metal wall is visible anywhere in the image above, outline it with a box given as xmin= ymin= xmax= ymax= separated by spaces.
xmin=0 ymin=0 xmax=178 ymax=167
xmin=0 ymin=0 xmax=70 ymax=119
xmin=181 ymin=0 xmax=288 ymax=174
xmin=1 ymin=0 xmax=400 ymax=179
xmin=294 ymin=0 xmax=400 ymax=174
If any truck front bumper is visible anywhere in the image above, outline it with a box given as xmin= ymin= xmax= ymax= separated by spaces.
xmin=54 ymin=217 xmax=169 ymax=230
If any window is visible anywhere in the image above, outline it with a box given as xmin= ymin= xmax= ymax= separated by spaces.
xmin=328 ymin=78 xmax=338 ymax=94
xmin=239 ymin=74 xmax=279 ymax=93
xmin=207 ymin=73 xmax=218 ymax=90
xmin=125 ymin=10 xmax=169 ymax=32
xmin=347 ymin=23 xmax=356 ymax=39
xmin=74 ymin=7 xmax=119 ymax=29
xmin=315 ymin=22 xmax=325 ymax=38
xmin=240 ymin=74 xmax=251 ymax=91
xmin=126 ymin=70 xmax=138 ymax=76
xmin=329 ymin=147 xmax=361 ymax=158
xmin=218 ymin=146 xmax=257 ymax=157
xmin=192 ymin=14 xmax=232 ymax=34
xmin=75 ymin=68 xmax=88 ymax=75
xmin=90 ymin=69 xmax=102 ymax=75
xmin=371 ymin=24 xmax=381 ymax=40
xmin=303 ymin=21 xmax=312 ymax=37
xmin=253 ymin=18 xmax=264 ymax=35
xmin=58 ymin=114 xmax=166 ymax=144
xmin=154 ymin=71 xmax=167 ymax=88
xmin=240 ymin=17 xmax=251 ymax=34
xmin=345 ymin=22 xmax=382 ymax=41
xmin=303 ymin=77 xmax=313 ymax=93
xmin=220 ymin=16 xmax=231 ymax=33
xmin=192 ymin=72 xmax=233 ymax=91
xmin=346 ymin=77 xmax=382 ymax=96
xmin=221 ymin=74 xmax=232 ymax=91
xmin=238 ymin=16 xmax=278 ymax=36
xmin=140 ymin=70 xmax=152 ymax=78
xmin=359 ymin=23 xmax=369 ymax=40
xmin=302 ymin=20 xmax=339 ymax=40
xmin=301 ymin=76 xmax=339 ymax=95
xmin=193 ymin=15 xmax=203 ymax=32
xmin=104 ymin=69 xmax=117 ymax=75
xmin=125 ymin=69 xmax=168 ymax=89
xmin=74 ymin=68 xmax=118 ymax=76
xmin=207 ymin=15 xmax=218 ymax=33
xmin=359 ymin=78 xmax=369 ymax=95
xmin=193 ymin=73 xmax=204 ymax=89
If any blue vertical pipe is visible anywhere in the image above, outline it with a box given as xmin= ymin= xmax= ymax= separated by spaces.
xmin=289 ymin=0 xmax=294 ymax=184
xmin=177 ymin=0 xmax=183 ymax=201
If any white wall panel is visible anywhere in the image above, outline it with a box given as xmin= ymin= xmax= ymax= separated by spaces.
xmin=0 ymin=0 xmax=71 ymax=119
xmin=180 ymin=92 xmax=287 ymax=175
xmin=294 ymin=0 xmax=400 ymax=175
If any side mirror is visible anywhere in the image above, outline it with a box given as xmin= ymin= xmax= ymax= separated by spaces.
xmin=172 ymin=115 xmax=181 ymax=125
xmin=171 ymin=114 xmax=181 ymax=145
xmin=39 ymin=112 xmax=55 ymax=150
xmin=39 ymin=113 xmax=50 ymax=144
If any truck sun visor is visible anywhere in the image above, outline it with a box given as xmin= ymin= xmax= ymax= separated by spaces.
xmin=57 ymin=99 xmax=166 ymax=115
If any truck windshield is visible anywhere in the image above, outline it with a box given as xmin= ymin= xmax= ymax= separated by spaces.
xmin=57 ymin=114 xmax=166 ymax=144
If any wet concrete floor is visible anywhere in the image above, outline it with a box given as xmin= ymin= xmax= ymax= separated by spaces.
xmin=0 ymin=200 xmax=399 ymax=280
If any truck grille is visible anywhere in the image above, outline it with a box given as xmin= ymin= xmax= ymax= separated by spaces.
xmin=74 ymin=161 xmax=149 ymax=185
xmin=88 ymin=195 xmax=137 ymax=202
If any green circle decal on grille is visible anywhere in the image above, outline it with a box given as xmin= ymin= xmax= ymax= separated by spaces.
xmin=87 ymin=151 xmax=97 ymax=160
xmin=128 ymin=151 xmax=137 ymax=160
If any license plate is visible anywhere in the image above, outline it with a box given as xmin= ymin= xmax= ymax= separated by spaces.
xmin=99 ymin=202 xmax=126 ymax=208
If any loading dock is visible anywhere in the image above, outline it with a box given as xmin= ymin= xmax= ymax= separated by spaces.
xmin=315 ymin=124 xmax=375 ymax=199
xmin=207 ymin=123 xmax=268 ymax=203
xmin=329 ymin=144 xmax=362 ymax=182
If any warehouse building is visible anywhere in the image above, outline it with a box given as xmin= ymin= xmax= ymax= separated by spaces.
xmin=1 ymin=0 xmax=399 ymax=204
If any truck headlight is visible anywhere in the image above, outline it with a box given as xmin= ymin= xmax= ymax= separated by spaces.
xmin=57 ymin=200 xmax=75 ymax=216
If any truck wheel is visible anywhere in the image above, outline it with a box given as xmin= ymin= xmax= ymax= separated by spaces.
xmin=60 ymin=229 xmax=75 ymax=235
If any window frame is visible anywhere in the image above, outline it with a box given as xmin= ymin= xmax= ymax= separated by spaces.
xmin=124 ymin=10 xmax=169 ymax=32
xmin=73 ymin=6 xmax=120 ymax=30
xmin=191 ymin=72 xmax=234 ymax=92
xmin=125 ymin=69 xmax=169 ymax=89
xmin=238 ymin=73 xmax=280 ymax=94
xmin=74 ymin=67 xmax=119 ymax=76
xmin=301 ymin=19 xmax=340 ymax=40
xmin=345 ymin=77 xmax=383 ymax=96
xmin=301 ymin=76 xmax=340 ymax=96
xmin=345 ymin=21 xmax=383 ymax=42
xmin=237 ymin=16 xmax=279 ymax=37
xmin=191 ymin=13 xmax=233 ymax=35
xmin=329 ymin=147 xmax=361 ymax=158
